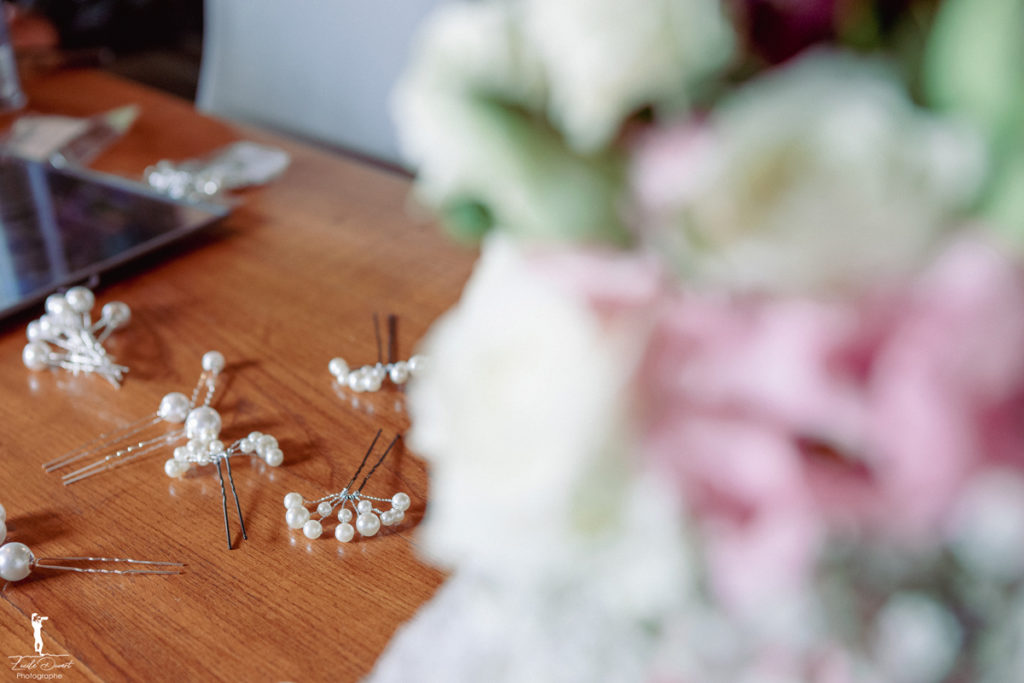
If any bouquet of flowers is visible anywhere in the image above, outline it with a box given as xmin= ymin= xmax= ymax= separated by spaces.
xmin=369 ymin=1 xmax=1024 ymax=681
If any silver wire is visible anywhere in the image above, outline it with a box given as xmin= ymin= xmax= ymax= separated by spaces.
xmin=43 ymin=414 xmax=161 ymax=472
xmin=61 ymin=431 xmax=182 ymax=485
xmin=46 ymin=361 xmax=222 ymax=483
xmin=33 ymin=556 xmax=184 ymax=576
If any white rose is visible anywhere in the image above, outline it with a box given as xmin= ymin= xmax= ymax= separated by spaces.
xmin=368 ymin=569 xmax=661 ymax=683
xmin=408 ymin=236 xmax=691 ymax=619
xmin=634 ymin=52 xmax=987 ymax=294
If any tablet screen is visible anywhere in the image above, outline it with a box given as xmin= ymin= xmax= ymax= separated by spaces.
xmin=0 ymin=154 xmax=229 ymax=318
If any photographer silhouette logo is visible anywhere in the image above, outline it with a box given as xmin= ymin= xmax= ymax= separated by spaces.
xmin=7 ymin=612 xmax=73 ymax=679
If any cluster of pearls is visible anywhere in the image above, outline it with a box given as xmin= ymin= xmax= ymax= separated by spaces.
xmin=284 ymin=490 xmax=410 ymax=542
xmin=328 ymin=355 xmax=424 ymax=393
xmin=23 ymin=287 xmax=131 ymax=387
xmin=164 ymin=408 xmax=283 ymax=478
xmin=144 ymin=158 xmax=225 ymax=201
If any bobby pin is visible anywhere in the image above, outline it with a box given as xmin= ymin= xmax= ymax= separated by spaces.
xmin=43 ymin=351 xmax=225 ymax=485
xmin=328 ymin=313 xmax=425 ymax=393
xmin=0 ymin=506 xmax=182 ymax=583
xmin=284 ymin=430 xmax=410 ymax=542
xmin=165 ymin=422 xmax=285 ymax=550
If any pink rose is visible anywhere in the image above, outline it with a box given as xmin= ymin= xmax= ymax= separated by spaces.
xmin=528 ymin=234 xmax=1024 ymax=614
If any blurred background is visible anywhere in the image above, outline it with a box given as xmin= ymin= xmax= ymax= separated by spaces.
xmin=8 ymin=0 xmax=204 ymax=99
xmin=6 ymin=0 xmax=444 ymax=168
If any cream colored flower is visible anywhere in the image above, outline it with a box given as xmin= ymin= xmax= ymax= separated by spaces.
xmin=522 ymin=0 xmax=734 ymax=153
xmin=392 ymin=0 xmax=734 ymax=243
xmin=393 ymin=2 xmax=627 ymax=243
xmin=633 ymin=52 xmax=987 ymax=294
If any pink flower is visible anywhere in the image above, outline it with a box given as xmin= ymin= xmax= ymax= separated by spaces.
xmin=530 ymin=234 xmax=1024 ymax=614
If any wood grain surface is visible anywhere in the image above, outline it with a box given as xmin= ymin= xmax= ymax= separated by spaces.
xmin=0 ymin=69 xmax=476 ymax=682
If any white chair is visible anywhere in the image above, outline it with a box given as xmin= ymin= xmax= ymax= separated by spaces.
xmin=196 ymin=0 xmax=443 ymax=166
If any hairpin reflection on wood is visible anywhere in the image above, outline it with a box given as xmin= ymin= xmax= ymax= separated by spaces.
xmin=43 ymin=351 xmax=226 ymax=485
xmin=328 ymin=313 xmax=425 ymax=393
xmin=0 ymin=503 xmax=182 ymax=584
xmin=283 ymin=430 xmax=410 ymax=542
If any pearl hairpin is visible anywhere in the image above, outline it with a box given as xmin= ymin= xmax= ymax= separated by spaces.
xmin=164 ymin=413 xmax=284 ymax=550
xmin=328 ymin=313 xmax=425 ymax=393
xmin=22 ymin=286 xmax=131 ymax=387
xmin=284 ymin=430 xmax=410 ymax=542
xmin=43 ymin=351 xmax=225 ymax=485
xmin=0 ymin=504 xmax=182 ymax=582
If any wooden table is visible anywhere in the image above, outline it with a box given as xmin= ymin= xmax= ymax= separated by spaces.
xmin=0 ymin=69 xmax=476 ymax=682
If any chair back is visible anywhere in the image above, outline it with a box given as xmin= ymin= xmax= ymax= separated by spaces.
xmin=197 ymin=0 xmax=442 ymax=165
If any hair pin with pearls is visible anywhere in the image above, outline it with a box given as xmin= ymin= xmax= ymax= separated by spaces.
xmin=284 ymin=430 xmax=410 ymax=542
xmin=164 ymin=419 xmax=284 ymax=550
xmin=42 ymin=351 xmax=226 ymax=485
xmin=328 ymin=313 xmax=424 ymax=393
xmin=0 ymin=504 xmax=183 ymax=584
xmin=23 ymin=287 xmax=131 ymax=387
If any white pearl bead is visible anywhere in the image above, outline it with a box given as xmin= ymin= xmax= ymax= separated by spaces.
xmin=393 ymin=510 xmax=405 ymax=524
xmin=207 ymin=440 xmax=225 ymax=454
xmin=26 ymin=321 xmax=42 ymax=342
xmin=256 ymin=435 xmax=278 ymax=457
xmin=328 ymin=357 xmax=349 ymax=379
xmin=335 ymin=523 xmax=355 ymax=542
xmin=0 ymin=542 xmax=32 ymax=582
xmin=101 ymin=301 xmax=131 ymax=327
xmin=408 ymin=355 xmax=425 ymax=374
xmin=302 ymin=520 xmax=323 ymax=539
xmin=338 ymin=508 xmax=353 ymax=523
xmin=264 ymin=448 xmax=284 ymax=467
xmin=381 ymin=510 xmax=396 ymax=526
xmin=283 ymin=492 xmax=303 ymax=509
xmin=356 ymin=499 xmax=372 ymax=515
xmin=365 ymin=373 xmax=383 ymax=392
xmin=164 ymin=459 xmax=188 ymax=478
xmin=356 ymin=513 xmax=381 ymax=537
xmin=201 ymin=350 xmax=226 ymax=374
xmin=316 ymin=501 xmax=333 ymax=517
xmin=36 ymin=315 xmax=54 ymax=337
xmin=347 ymin=371 xmax=365 ymax=392
xmin=45 ymin=294 xmax=69 ymax=317
xmin=158 ymin=392 xmax=191 ymax=423
xmin=389 ymin=362 xmax=410 ymax=384
xmin=286 ymin=507 xmax=310 ymax=530
xmin=22 ymin=342 xmax=50 ymax=371
xmin=64 ymin=286 xmax=94 ymax=313
xmin=391 ymin=492 xmax=411 ymax=512
xmin=0 ymin=503 xmax=6 ymax=523
xmin=239 ymin=438 xmax=254 ymax=454
xmin=247 ymin=431 xmax=263 ymax=443
xmin=173 ymin=446 xmax=189 ymax=462
xmin=185 ymin=407 xmax=221 ymax=440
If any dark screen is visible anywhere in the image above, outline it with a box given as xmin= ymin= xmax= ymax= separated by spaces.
xmin=0 ymin=155 xmax=227 ymax=317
